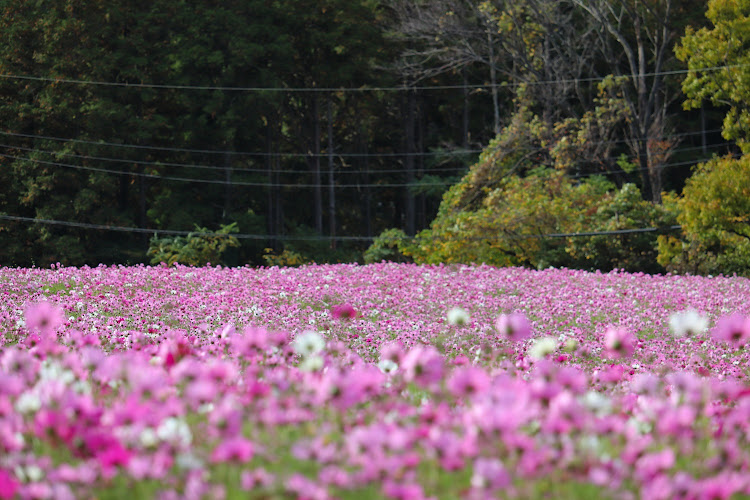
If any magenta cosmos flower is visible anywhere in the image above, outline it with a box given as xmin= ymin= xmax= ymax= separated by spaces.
xmin=602 ymin=327 xmax=636 ymax=358
xmin=331 ymin=303 xmax=357 ymax=320
xmin=0 ymin=469 xmax=18 ymax=500
xmin=495 ymin=312 xmax=532 ymax=341
xmin=711 ymin=313 xmax=750 ymax=346
xmin=24 ymin=301 xmax=64 ymax=336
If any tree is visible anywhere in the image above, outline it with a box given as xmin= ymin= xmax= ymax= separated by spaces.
xmin=658 ymin=155 xmax=750 ymax=275
xmin=385 ymin=0 xmax=603 ymax=133
xmin=569 ymin=0 xmax=686 ymax=203
xmin=676 ymin=0 xmax=750 ymax=152
xmin=385 ymin=92 xmax=672 ymax=272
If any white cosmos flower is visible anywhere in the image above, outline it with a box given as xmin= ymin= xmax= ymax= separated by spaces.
xmin=293 ymin=330 xmax=326 ymax=357
xmin=157 ymin=417 xmax=192 ymax=447
xmin=528 ymin=337 xmax=558 ymax=359
xmin=447 ymin=307 xmax=470 ymax=326
xmin=669 ymin=309 xmax=709 ymax=338
xmin=377 ymin=359 xmax=398 ymax=374
xmin=581 ymin=391 xmax=612 ymax=416
xmin=15 ymin=392 xmax=41 ymax=414
xmin=299 ymin=355 xmax=324 ymax=372
xmin=139 ymin=428 xmax=159 ymax=448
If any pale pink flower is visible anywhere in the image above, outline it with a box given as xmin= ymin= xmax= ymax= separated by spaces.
xmin=711 ymin=313 xmax=750 ymax=346
xmin=210 ymin=436 xmax=254 ymax=464
xmin=447 ymin=366 xmax=490 ymax=398
xmin=471 ymin=457 xmax=510 ymax=491
xmin=602 ymin=327 xmax=636 ymax=358
xmin=495 ymin=312 xmax=532 ymax=341
xmin=24 ymin=301 xmax=64 ymax=337
xmin=401 ymin=345 xmax=444 ymax=388
xmin=241 ymin=468 xmax=274 ymax=490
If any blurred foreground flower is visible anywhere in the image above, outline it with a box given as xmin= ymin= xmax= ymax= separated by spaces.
xmin=377 ymin=359 xmax=398 ymax=374
xmin=331 ymin=303 xmax=357 ymax=320
xmin=447 ymin=307 xmax=470 ymax=326
xmin=495 ymin=312 xmax=532 ymax=341
xmin=711 ymin=314 xmax=750 ymax=346
xmin=293 ymin=330 xmax=326 ymax=357
xmin=669 ymin=310 xmax=708 ymax=338
xmin=0 ymin=468 xmax=18 ymax=500
xmin=529 ymin=337 xmax=558 ymax=359
xmin=24 ymin=301 xmax=64 ymax=336
xmin=603 ymin=327 xmax=636 ymax=358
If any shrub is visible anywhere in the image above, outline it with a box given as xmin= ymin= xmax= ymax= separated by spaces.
xmin=658 ymin=155 xmax=750 ymax=276
xmin=147 ymin=222 xmax=240 ymax=266
xmin=363 ymin=228 xmax=412 ymax=264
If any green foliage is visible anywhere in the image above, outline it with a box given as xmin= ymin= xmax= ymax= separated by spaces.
xmin=676 ymin=0 xmax=750 ymax=152
xmin=262 ymin=248 xmax=311 ymax=267
xmin=147 ymin=223 xmax=240 ymax=266
xmin=658 ymin=155 xmax=750 ymax=275
xmin=399 ymin=87 xmax=669 ymax=272
xmin=566 ymin=183 xmax=677 ymax=274
xmin=363 ymin=228 xmax=412 ymax=263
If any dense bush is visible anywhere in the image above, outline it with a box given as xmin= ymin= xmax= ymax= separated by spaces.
xmin=401 ymin=169 xmax=673 ymax=272
xmin=147 ymin=222 xmax=240 ymax=266
xmin=658 ymin=154 xmax=750 ymax=276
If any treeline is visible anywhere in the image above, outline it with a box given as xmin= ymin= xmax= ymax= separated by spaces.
xmin=0 ymin=0 xmax=742 ymax=273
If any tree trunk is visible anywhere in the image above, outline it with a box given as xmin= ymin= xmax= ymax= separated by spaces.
xmin=417 ymin=92 xmax=426 ymax=230
xmin=311 ymin=95 xmax=323 ymax=234
xmin=266 ymin=122 xmax=279 ymax=251
xmin=223 ymin=152 xmax=232 ymax=221
xmin=327 ymin=95 xmax=336 ymax=249
xmin=358 ymin=116 xmax=372 ymax=239
xmin=488 ymin=29 xmax=501 ymax=136
xmin=462 ymin=68 xmax=470 ymax=149
xmin=404 ymin=87 xmax=417 ymax=236
xmin=137 ymin=165 xmax=147 ymax=247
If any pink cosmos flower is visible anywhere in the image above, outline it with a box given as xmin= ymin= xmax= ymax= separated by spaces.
xmin=241 ymin=468 xmax=274 ymax=490
xmin=285 ymin=473 xmax=330 ymax=500
xmin=331 ymin=303 xmax=357 ymax=320
xmin=635 ymin=449 xmax=675 ymax=482
xmin=471 ymin=457 xmax=510 ymax=491
xmin=380 ymin=341 xmax=405 ymax=365
xmin=24 ymin=301 xmax=64 ymax=337
xmin=495 ymin=312 xmax=532 ymax=341
xmin=447 ymin=366 xmax=490 ymax=398
xmin=210 ymin=436 xmax=254 ymax=463
xmin=401 ymin=345 xmax=444 ymax=389
xmin=383 ymin=481 xmax=434 ymax=500
xmin=711 ymin=313 xmax=750 ymax=346
xmin=602 ymin=327 xmax=636 ymax=358
xmin=0 ymin=469 xmax=18 ymax=500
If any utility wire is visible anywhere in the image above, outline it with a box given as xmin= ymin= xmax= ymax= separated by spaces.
xmin=0 ymin=143 xmax=475 ymax=175
xmin=0 ymin=147 xmax=727 ymax=189
xmin=0 ymin=136 xmax=731 ymax=177
xmin=0 ymin=63 xmax=745 ymax=92
xmin=0 ymin=152 xmax=457 ymax=188
xmin=0 ymin=130 xmax=483 ymax=157
xmin=0 ymin=127 xmax=726 ymax=161
xmin=0 ymin=214 xmax=683 ymax=241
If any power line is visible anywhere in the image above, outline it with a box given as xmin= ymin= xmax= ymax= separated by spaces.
xmin=0 ymin=142 xmax=475 ymax=175
xmin=1 ymin=146 xmax=728 ymax=190
xmin=0 ymin=63 xmax=745 ymax=92
xmin=0 ymin=152 xmax=457 ymax=188
xmin=0 ymin=127 xmax=726 ymax=161
xmin=0 ymin=130 xmax=483 ymax=158
xmin=0 ymin=135 xmax=730 ymax=178
xmin=0 ymin=214 xmax=682 ymax=242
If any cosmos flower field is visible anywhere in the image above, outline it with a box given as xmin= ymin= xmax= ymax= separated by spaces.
xmin=1 ymin=263 xmax=750 ymax=500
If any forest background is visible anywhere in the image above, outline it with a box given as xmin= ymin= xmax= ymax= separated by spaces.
xmin=1 ymin=0 xmax=750 ymax=276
